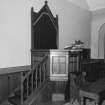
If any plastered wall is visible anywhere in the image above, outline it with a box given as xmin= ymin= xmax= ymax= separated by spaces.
xmin=0 ymin=0 xmax=91 ymax=68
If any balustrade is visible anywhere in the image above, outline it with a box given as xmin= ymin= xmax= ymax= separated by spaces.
xmin=20 ymin=55 xmax=48 ymax=105
xmin=5 ymin=55 xmax=49 ymax=105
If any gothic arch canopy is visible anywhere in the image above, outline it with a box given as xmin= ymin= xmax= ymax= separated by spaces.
xmin=31 ymin=1 xmax=59 ymax=49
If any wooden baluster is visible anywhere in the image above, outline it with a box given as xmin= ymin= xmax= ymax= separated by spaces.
xmin=80 ymin=97 xmax=84 ymax=105
xmin=39 ymin=64 xmax=43 ymax=85
xmin=43 ymin=63 xmax=46 ymax=81
xmin=28 ymin=72 xmax=32 ymax=96
xmin=27 ymin=74 xmax=28 ymax=97
xmin=42 ymin=63 xmax=44 ymax=82
xmin=34 ymin=69 xmax=36 ymax=84
xmin=36 ymin=68 xmax=37 ymax=88
xmin=72 ymin=55 xmax=74 ymax=72
xmin=31 ymin=70 xmax=33 ymax=94
xmin=79 ymin=52 xmax=81 ymax=72
xmin=30 ymin=72 xmax=32 ymax=95
xmin=71 ymin=55 xmax=73 ymax=72
xmin=69 ymin=55 xmax=71 ymax=72
xmin=37 ymin=66 xmax=40 ymax=87
xmin=44 ymin=62 xmax=47 ymax=81
xmin=23 ymin=78 xmax=27 ymax=101
xmin=33 ymin=69 xmax=36 ymax=90
xmin=20 ymin=72 xmax=23 ymax=105
xmin=45 ymin=62 xmax=47 ymax=80
xmin=41 ymin=64 xmax=43 ymax=82
xmin=43 ymin=62 xmax=45 ymax=82
xmin=43 ymin=63 xmax=45 ymax=82
xmin=77 ymin=55 xmax=79 ymax=72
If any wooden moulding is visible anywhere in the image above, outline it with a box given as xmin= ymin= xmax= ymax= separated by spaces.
xmin=0 ymin=65 xmax=30 ymax=75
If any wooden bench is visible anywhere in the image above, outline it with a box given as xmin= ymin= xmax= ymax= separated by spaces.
xmin=79 ymin=78 xmax=105 ymax=105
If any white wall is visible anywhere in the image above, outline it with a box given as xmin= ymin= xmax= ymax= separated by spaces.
xmin=0 ymin=0 xmax=31 ymax=68
xmin=91 ymin=10 xmax=105 ymax=58
xmin=0 ymin=0 xmax=92 ymax=68
xmin=68 ymin=0 xmax=89 ymax=10
xmin=52 ymin=1 xmax=92 ymax=49
xmin=86 ymin=0 xmax=105 ymax=11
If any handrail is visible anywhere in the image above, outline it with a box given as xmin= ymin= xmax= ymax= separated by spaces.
xmin=20 ymin=55 xmax=48 ymax=105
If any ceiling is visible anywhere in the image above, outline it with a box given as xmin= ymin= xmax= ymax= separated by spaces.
xmin=68 ymin=0 xmax=105 ymax=11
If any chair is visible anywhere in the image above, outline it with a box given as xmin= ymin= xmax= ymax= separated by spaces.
xmin=79 ymin=78 xmax=105 ymax=105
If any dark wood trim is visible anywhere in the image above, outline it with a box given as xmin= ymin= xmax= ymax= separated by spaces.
xmin=33 ymin=13 xmax=58 ymax=31
xmin=0 ymin=65 xmax=31 ymax=75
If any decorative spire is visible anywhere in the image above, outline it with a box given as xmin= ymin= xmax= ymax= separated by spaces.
xmin=45 ymin=0 xmax=48 ymax=5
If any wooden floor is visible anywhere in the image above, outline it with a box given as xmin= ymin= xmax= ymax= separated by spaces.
xmin=1 ymin=81 xmax=66 ymax=105
xmin=1 ymin=100 xmax=64 ymax=105
xmin=38 ymin=101 xmax=65 ymax=105
xmin=1 ymin=100 xmax=13 ymax=105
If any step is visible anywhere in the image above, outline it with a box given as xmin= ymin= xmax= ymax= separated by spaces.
xmin=8 ymin=95 xmax=21 ymax=105
xmin=38 ymin=101 xmax=64 ymax=105
xmin=14 ymin=90 xmax=21 ymax=98
xmin=52 ymin=93 xmax=65 ymax=101
xmin=1 ymin=100 xmax=14 ymax=105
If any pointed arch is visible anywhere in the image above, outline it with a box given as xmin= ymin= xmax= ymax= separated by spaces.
xmin=98 ymin=23 xmax=105 ymax=59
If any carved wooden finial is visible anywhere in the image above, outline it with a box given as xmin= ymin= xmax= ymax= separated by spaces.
xmin=45 ymin=0 xmax=48 ymax=5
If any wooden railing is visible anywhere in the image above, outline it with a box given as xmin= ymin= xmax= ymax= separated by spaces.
xmin=19 ymin=55 xmax=48 ymax=105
